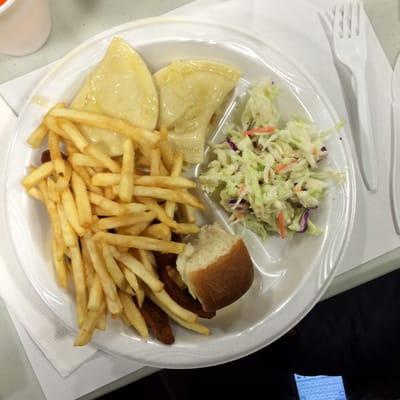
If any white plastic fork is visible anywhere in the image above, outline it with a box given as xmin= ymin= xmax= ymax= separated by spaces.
xmin=332 ymin=0 xmax=378 ymax=191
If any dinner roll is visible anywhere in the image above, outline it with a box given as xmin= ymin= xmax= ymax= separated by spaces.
xmin=176 ymin=224 xmax=254 ymax=312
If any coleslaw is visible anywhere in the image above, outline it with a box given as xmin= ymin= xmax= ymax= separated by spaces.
xmin=200 ymin=81 xmax=344 ymax=239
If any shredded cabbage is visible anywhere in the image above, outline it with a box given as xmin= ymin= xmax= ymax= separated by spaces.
xmin=199 ymin=80 xmax=344 ymax=239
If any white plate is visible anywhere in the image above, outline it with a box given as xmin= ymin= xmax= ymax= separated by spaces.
xmin=4 ymin=18 xmax=355 ymax=368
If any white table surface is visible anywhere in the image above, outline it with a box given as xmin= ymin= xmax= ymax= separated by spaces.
xmin=0 ymin=0 xmax=399 ymax=399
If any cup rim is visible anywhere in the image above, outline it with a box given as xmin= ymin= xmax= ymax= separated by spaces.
xmin=0 ymin=0 xmax=17 ymax=16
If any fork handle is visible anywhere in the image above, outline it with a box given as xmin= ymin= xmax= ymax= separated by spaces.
xmin=354 ymin=71 xmax=378 ymax=191
xmin=391 ymin=103 xmax=400 ymax=234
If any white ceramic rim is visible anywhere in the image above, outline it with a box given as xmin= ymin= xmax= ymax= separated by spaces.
xmin=4 ymin=16 xmax=356 ymax=368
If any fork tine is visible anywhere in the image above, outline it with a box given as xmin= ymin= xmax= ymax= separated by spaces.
xmin=333 ymin=3 xmax=343 ymax=38
xmin=350 ymin=1 xmax=358 ymax=36
xmin=320 ymin=7 xmax=333 ymax=29
xmin=342 ymin=1 xmax=350 ymax=38
xmin=358 ymin=0 xmax=365 ymax=35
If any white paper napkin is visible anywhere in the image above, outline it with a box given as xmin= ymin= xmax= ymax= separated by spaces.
xmin=0 ymin=96 xmax=97 ymax=377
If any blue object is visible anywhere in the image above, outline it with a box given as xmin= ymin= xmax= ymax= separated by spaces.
xmin=294 ymin=374 xmax=347 ymax=400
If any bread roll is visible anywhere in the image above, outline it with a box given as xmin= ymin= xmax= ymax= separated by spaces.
xmin=176 ymin=224 xmax=253 ymax=312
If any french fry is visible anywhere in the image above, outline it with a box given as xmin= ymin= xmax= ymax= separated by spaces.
xmin=53 ymin=158 xmax=67 ymax=175
xmin=169 ymin=152 xmax=183 ymax=175
xmin=49 ymin=108 xmax=159 ymax=147
xmin=94 ymin=232 xmax=185 ymax=254
xmin=117 ymin=222 xmax=150 ymax=237
xmin=88 ymin=274 xmax=104 ymax=311
xmin=85 ymin=238 xmax=122 ymax=315
xmin=69 ymin=163 xmax=102 ymax=195
xmin=91 ymin=215 xmax=101 ymax=232
xmin=122 ymin=267 xmax=145 ymax=307
xmin=142 ymin=175 xmax=195 ymax=189
xmin=133 ymin=186 xmax=204 ymax=209
xmin=138 ymin=150 xmax=169 ymax=174
xmin=96 ymin=211 xmax=156 ymax=231
xmin=51 ymin=239 xmax=68 ymax=288
xmin=102 ymin=244 xmax=132 ymax=293
xmin=159 ymin=161 xmax=169 ymax=176
xmin=120 ymin=281 xmax=134 ymax=295
xmin=69 ymin=246 xmax=88 ymax=328
xmin=110 ymin=247 xmax=164 ymax=292
xmin=96 ymin=312 xmax=107 ymax=331
xmin=71 ymin=153 xmax=104 ymax=168
xmin=119 ymin=138 xmax=134 ymax=202
xmin=92 ymin=173 xmax=120 ymax=186
xmin=88 ymin=192 xmax=124 ymax=216
xmin=150 ymin=148 xmax=161 ymax=176
xmin=119 ymin=291 xmax=148 ymax=339
xmin=84 ymin=143 xmax=121 ymax=173
xmin=146 ymin=250 xmax=157 ymax=267
xmin=64 ymin=247 xmax=72 ymax=260
xmin=152 ymin=289 xmax=197 ymax=323
xmin=54 ymin=161 xmax=72 ymax=193
xmin=138 ymin=143 xmax=151 ymax=163
xmin=148 ymin=293 xmax=209 ymax=336
xmin=93 ymin=206 xmax=115 ymax=217
xmin=80 ymin=238 xmax=95 ymax=291
xmin=39 ymin=180 xmax=65 ymax=253
xmin=65 ymin=140 xmax=79 ymax=155
xmin=159 ymin=127 xmax=175 ymax=171
xmin=55 ymin=176 xmax=70 ymax=194
xmin=119 ymin=312 xmax=131 ymax=327
xmin=104 ymin=186 xmax=117 ymax=201
xmin=57 ymin=203 xmax=78 ymax=248
xmin=27 ymin=124 xmax=48 ymax=148
xmin=180 ymin=204 xmax=197 ymax=223
xmin=27 ymin=187 xmax=44 ymax=202
xmin=48 ymin=131 xmax=62 ymax=162
xmin=59 ymin=119 xmax=89 ymax=152
xmin=165 ymin=151 xmax=184 ymax=218
xmin=28 ymin=104 xmax=65 ymax=147
xmin=71 ymin=172 xmax=92 ymax=227
xmin=137 ymin=197 xmax=178 ymax=229
xmin=22 ymin=161 xmax=54 ymax=189
xmin=86 ymin=167 xmax=96 ymax=177
xmin=122 ymin=264 xmax=139 ymax=290
xmin=111 ymin=185 xmax=120 ymax=197
xmin=143 ymin=223 xmax=171 ymax=241
xmin=44 ymin=115 xmax=70 ymax=141
xmin=61 ymin=188 xmax=86 ymax=236
xmin=94 ymin=205 xmax=140 ymax=217
xmin=47 ymin=177 xmax=60 ymax=203
xmin=122 ymin=202 xmax=148 ymax=214
xmin=172 ymin=223 xmax=200 ymax=235
xmin=137 ymin=249 xmax=157 ymax=275
xmin=74 ymin=302 xmax=106 ymax=346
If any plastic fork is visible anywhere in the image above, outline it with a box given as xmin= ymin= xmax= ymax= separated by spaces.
xmin=332 ymin=0 xmax=378 ymax=191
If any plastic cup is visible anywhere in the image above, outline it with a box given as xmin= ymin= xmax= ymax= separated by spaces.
xmin=0 ymin=0 xmax=51 ymax=56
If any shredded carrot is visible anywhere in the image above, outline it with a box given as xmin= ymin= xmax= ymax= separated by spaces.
xmin=277 ymin=211 xmax=287 ymax=239
xmin=244 ymin=126 xmax=276 ymax=136
xmin=274 ymin=159 xmax=298 ymax=173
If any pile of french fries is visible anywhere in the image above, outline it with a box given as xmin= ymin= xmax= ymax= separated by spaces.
xmin=22 ymin=104 xmax=210 ymax=346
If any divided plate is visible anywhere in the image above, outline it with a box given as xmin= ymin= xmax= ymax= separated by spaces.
xmin=4 ymin=18 xmax=355 ymax=368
